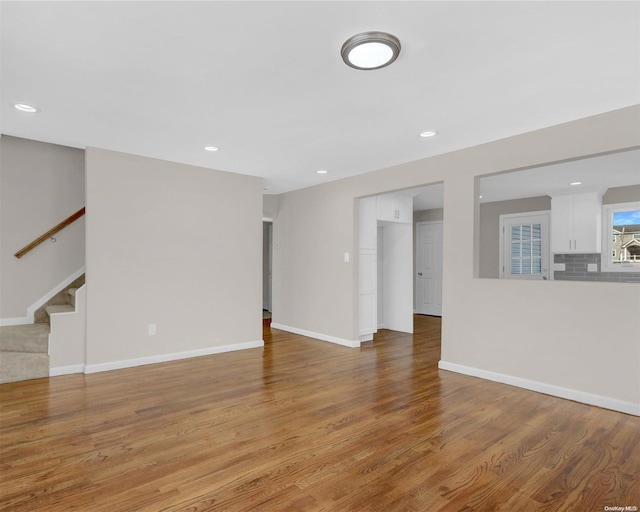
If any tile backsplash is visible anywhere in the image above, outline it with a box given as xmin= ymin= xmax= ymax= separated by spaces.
xmin=553 ymin=253 xmax=640 ymax=283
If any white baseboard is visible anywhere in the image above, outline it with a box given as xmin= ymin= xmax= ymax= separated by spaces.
xmin=84 ymin=340 xmax=264 ymax=374
xmin=50 ymin=364 xmax=85 ymax=377
xmin=438 ymin=360 xmax=640 ymax=417
xmin=271 ymin=323 xmax=360 ymax=348
xmin=1 ymin=267 xmax=85 ymax=326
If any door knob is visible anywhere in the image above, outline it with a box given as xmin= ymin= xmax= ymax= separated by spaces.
xmin=418 ymin=272 xmax=423 ymax=276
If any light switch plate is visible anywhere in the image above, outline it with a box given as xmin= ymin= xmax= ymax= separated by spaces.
xmin=587 ymin=263 xmax=598 ymax=272
xmin=552 ymin=263 xmax=566 ymax=272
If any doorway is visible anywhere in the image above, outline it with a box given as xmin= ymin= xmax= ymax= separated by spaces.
xmin=358 ymin=182 xmax=444 ymax=341
xmin=263 ymin=221 xmax=273 ymax=315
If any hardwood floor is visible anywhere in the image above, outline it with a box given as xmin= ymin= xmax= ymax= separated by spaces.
xmin=1 ymin=315 xmax=639 ymax=511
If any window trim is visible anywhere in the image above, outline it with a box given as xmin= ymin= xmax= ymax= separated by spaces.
xmin=601 ymin=201 xmax=640 ymax=272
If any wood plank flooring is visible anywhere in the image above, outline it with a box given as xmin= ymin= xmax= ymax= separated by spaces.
xmin=1 ymin=315 xmax=639 ymax=511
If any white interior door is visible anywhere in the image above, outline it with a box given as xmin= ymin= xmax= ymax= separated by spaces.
xmin=381 ymin=222 xmax=414 ymax=333
xmin=415 ymin=221 xmax=443 ymax=316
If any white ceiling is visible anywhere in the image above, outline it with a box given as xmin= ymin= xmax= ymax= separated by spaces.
xmin=2 ymin=1 xmax=639 ymax=195
xmin=395 ymin=149 xmax=640 ymax=211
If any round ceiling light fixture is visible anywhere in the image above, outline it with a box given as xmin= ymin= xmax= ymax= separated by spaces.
xmin=204 ymin=146 xmax=219 ymax=152
xmin=419 ymin=131 xmax=438 ymax=138
xmin=14 ymin=103 xmax=39 ymax=113
xmin=341 ymin=31 xmax=401 ymax=70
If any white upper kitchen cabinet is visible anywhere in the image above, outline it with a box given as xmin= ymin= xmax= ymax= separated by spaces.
xmin=376 ymin=193 xmax=412 ymax=224
xmin=551 ymin=192 xmax=602 ymax=254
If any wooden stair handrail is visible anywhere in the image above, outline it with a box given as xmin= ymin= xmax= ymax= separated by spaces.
xmin=14 ymin=207 xmax=85 ymax=259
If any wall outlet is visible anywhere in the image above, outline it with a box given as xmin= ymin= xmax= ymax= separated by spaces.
xmin=344 ymin=252 xmax=350 ymax=263
xmin=148 ymin=324 xmax=157 ymax=336
xmin=587 ymin=263 xmax=598 ymax=272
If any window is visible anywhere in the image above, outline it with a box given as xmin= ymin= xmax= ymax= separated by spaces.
xmin=602 ymin=202 xmax=640 ymax=272
xmin=511 ymin=224 xmax=542 ymax=275
xmin=500 ymin=212 xmax=550 ymax=280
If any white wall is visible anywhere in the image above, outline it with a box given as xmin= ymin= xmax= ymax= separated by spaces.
xmin=273 ymin=188 xmax=358 ymax=343
xmin=49 ymin=284 xmax=86 ymax=373
xmin=85 ymin=148 xmax=263 ymax=370
xmin=272 ymin=106 xmax=640 ymax=413
xmin=0 ymin=136 xmax=85 ymax=320
xmin=263 ymin=194 xmax=278 ymax=219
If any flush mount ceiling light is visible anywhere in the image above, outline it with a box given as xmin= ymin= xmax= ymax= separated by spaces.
xmin=204 ymin=146 xmax=219 ymax=152
xmin=341 ymin=31 xmax=401 ymax=70
xmin=317 ymin=169 xmax=328 ymax=174
xmin=419 ymin=131 xmax=438 ymax=138
xmin=570 ymin=181 xmax=582 ymax=186
xmin=13 ymin=103 xmax=39 ymax=113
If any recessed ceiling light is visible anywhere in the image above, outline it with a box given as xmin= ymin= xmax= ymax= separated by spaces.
xmin=13 ymin=103 xmax=39 ymax=113
xmin=570 ymin=181 xmax=582 ymax=186
xmin=204 ymin=146 xmax=219 ymax=152
xmin=317 ymin=169 xmax=328 ymax=174
xmin=419 ymin=131 xmax=438 ymax=138
xmin=341 ymin=32 xmax=401 ymax=70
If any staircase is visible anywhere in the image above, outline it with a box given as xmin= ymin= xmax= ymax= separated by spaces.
xmin=0 ymin=275 xmax=84 ymax=384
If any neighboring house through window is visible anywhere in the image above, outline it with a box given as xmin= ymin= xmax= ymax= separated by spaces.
xmin=602 ymin=202 xmax=640 ymax=271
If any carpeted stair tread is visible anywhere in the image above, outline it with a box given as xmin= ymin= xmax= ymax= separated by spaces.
xmin=0 ymin=324 xmax=49 ymax=353
xmin=0 ymin=351 xmax=49 ymax=384
xmin=45 ymin=304 xmax=75 ymax=315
